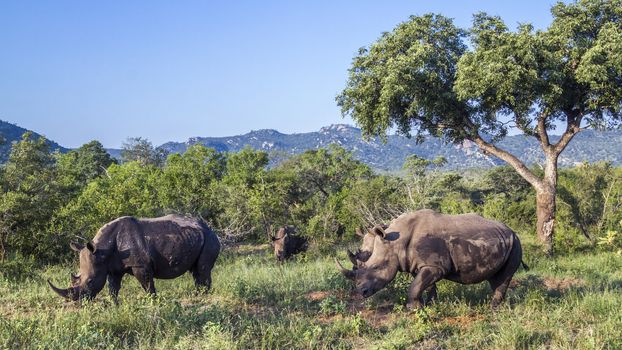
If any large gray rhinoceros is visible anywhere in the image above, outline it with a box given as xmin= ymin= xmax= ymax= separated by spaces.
xmin=336 ymin=210 xmax=527 ymax=309
xmin=49 ymin=214 xmax=221 ymax=302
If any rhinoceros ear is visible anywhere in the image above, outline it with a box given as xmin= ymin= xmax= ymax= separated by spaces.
xmin=355 ymin=228 xmax=364 ymax=238
xmin=86 ymin=242 xmax=96 ymax=254
xmin=69 ymin=241 xmax=84 ymax=252
xmin=372 ymin=225 xmax=387 ymax=238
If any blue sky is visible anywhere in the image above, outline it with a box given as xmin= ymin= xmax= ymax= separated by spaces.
xmin=1 ymin=1 xmax=563 ymax=148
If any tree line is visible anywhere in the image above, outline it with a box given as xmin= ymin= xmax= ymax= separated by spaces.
xmin=1 ymin=132 xmax=620 ymax=264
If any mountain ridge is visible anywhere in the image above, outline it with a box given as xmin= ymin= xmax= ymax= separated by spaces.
xmin=155 ymin=123 xmax=622 ymax=171
xmin=1 ymin=119 xmax=621 ymax=171
xmin=0 ymin=120 xmax=68 ymax=162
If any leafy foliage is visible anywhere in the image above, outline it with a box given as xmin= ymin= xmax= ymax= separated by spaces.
xmin=0 ymin=133 xmax=62 ymax=261
xmin=337 ymin=0 xmax=622 ymax=253
xmin=121 ymin=137 xmax=167 ymax=167
xmin=0 ymin=125 xmax=621 ymax=262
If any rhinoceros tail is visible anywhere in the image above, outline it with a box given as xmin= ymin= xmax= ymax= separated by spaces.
xmin=521 ymin=260 xmax=529 ymax=271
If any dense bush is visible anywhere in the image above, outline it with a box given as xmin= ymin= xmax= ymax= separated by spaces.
xmin=556 ymin=163 xmax=622 ymax=252
xmin=0 ymin=132 xmax=620 ymax=263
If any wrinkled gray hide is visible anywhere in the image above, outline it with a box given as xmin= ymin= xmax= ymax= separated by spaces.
xmin=49 ymin=214 xmax=221 ymax=302
xmin=337 ymin=209 xmax=526 ymax=309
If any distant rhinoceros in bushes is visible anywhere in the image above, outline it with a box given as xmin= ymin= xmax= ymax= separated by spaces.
xmin=48 ymin=214 xmax=221 ymax=302
xmin=270 ymin=226 xmax=308 ymax=262
xmin=336 ymin=210 xmax=528 ymax=309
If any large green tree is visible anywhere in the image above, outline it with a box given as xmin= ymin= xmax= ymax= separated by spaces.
xmin=55 ymin=161 xmax=162 ymax=240
xmin=276 ymin=145 xmax=372 ymax=238
xmin=159 ymin=144 xmax=225 ymax=219
xmin=0 ymin=133 xmax=58 ymax=260
xmin=55 ymin=140 xmax=117 ymax=197
xmin=337 ymin=0 xmax=622 ymax=254
xmin=121 ymin=137 xmax=167 ymax=167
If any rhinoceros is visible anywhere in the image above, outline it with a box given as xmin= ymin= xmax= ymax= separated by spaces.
xmin=48 ymin=214 xmax=221 ymax=302
xmin=270 ymin=226 xmax=308 ymax=262
xmin=336 ymin=210 xmax=527 ymax=309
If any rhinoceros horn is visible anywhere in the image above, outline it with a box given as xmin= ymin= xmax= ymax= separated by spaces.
xmin=335 ymin=258 xmax=356 ymax=280
xmin=48 ymin=279 xmax=78 ymax=301
xmin=69 ymin=241 xmax=84 ymax=252
xmin=347 ymin=249 xmax=358 ymax=266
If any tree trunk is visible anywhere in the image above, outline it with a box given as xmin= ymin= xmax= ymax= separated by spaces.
xmin=536 ymin=186 xmax=556 ymax=256
xmin=536 ymin=154 xmax=559 ymax=256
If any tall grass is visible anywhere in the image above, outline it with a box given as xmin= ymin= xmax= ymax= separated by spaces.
xmin=1 ymin=235 xmax=622 ymax=349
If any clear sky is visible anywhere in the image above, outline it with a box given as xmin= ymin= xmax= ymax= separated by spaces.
xmin=0 ymin=1 xmax=564 ymax=148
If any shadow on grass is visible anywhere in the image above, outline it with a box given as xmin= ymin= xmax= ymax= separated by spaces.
xmin=351 ymin=270 xmax=615 ymax=312
xmin=508 ymin=274 xmax=587 ymax=303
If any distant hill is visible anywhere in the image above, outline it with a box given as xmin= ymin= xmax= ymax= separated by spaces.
xmin=0 ymin=120 xmax=68 ymax=162
xmin=154 ymin=124 xmax=622 ymax=171
xmin=1 ymin=119 xmax=621 ymax=171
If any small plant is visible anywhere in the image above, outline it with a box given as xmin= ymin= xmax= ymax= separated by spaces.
xmin=597 ymin=221 xmax=622 ymax=255
xmin=319 ymin=295 xmax=347 ymax=315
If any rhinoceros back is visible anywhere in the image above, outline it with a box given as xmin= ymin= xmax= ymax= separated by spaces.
xmin=399 ymin=210 xmax=516 ymax=284
xmin=443 ymin=214 xmax=514 ymax=283
xmin=104 ymin=215 xmax=208 ymax=279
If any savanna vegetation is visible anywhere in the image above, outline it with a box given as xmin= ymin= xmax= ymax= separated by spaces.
xmin=0 ymin=129 xmax=621 ymax=349
xmin=1 ymin=0 xmax=621 ymax=348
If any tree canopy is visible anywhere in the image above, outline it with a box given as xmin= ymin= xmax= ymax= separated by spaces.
xmin=337 ymin=0 xmax=622 ymax=254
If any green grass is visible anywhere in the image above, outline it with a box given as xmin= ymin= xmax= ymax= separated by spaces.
xmin=2 ymin=237 xmax=622 ymax=349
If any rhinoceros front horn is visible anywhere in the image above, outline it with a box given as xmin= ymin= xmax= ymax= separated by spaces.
xmin=347 ymin=249 xmax=358 ymax=266
xmin=48 ymin=279 xmax=77 ymax=300
xmin=335 ymin=258 xmax=356 ymax=280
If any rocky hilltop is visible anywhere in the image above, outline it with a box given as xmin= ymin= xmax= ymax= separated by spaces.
xmin=2 ymin=119 xmax=620 ymax=171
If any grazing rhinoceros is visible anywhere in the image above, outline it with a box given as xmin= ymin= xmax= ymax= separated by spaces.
xmin=270 ymin=226 xmax=308 ymax=262
xmin=49 ymin=214 xmax=220 ymax=302
xmin=336 ymin=210 xmax=527 ymax=309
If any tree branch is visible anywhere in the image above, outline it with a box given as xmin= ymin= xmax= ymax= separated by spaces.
xmin=536 ymin=114 xmax=552 ymax=152
xmin=472 ymin=135 xmax=542 ymax=188
xmin=552 ymin=111 xmax=583 ymax=155
xmin=508 ymin=108 xmax=539 ymax=141
xmin=461 ymin=113 xmax=542 ymax=188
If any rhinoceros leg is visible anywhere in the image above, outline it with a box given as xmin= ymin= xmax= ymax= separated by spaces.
xmin=407 ymin=267 xmax=444 ymax=310
xmin=424 ymin=283 xmax=437 ymax=305
xmin=488 ymin=237 xmax=523 ymax=309
xmin=191 ymin=233 xmax=220 ymax=293
xmin=132 ymin=267 xmax=156 ymax=295
xmin=192 ymin=269 xmax=212 ymax=292
xmin=489 ymin=278 xmax=512 ymax=309
xmin=191 ymin=261 xmax=214 ymax=292
xmin=107 ymin=273 xmax=123 ymax=303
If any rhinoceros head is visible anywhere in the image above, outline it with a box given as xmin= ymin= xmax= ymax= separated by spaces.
xmin=337 ymin=225 xmax=399 ymax=298
xmin=48 ymin=241 xmax=108 ymax=301
xmin=270 ymin=226 xmax=305 ymax=262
